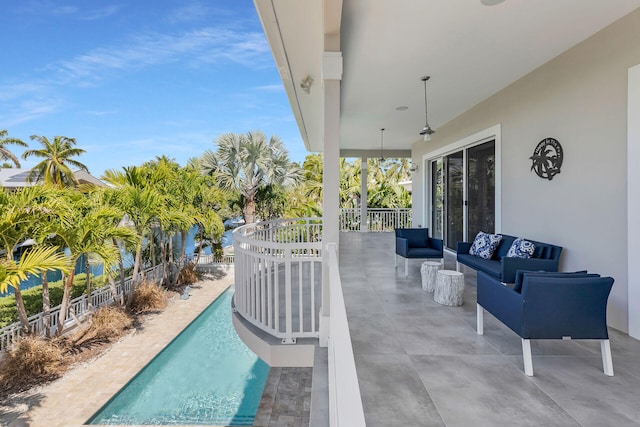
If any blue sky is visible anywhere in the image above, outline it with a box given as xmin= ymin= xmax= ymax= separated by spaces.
xmin=0 ymin=0 xmax=307 ymax=177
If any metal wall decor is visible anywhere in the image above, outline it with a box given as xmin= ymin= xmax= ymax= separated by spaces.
xmin=530 ymin=137 xmax=563 ymax=180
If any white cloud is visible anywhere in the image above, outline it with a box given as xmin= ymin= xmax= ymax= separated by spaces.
xmin=79 ymin=6 xmax=121 ymax=21
xmin=254 ymin=84 xmax=285 ymax=92
xmin=48 ymin=27 xmax=270 ymax=84
xmin=0 ymin=99 xmax=63 ymax=127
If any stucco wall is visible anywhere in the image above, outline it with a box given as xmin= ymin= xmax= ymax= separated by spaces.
xmin=412 ymin=8 xmax=640 ymax=332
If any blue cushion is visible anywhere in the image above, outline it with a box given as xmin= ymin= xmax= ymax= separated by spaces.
xmin=407 ymin=247 xmax=442 ymax=258
xmin=457 ymin=254 xmax=502 ymax=278
xmin=469 ymin=232 xmax=502 ymax=260
xmin=532 ymin=245 xmax=545 ymax=258
xmin=398 ymin=228 xmax=428 ymax=248
xmin=506 ymin=238 xmax=535 ymax=259
xmin=495 ymin=235 xmax=515 ymax=260
xmin=513 ymin=270 xmax=592 ymax=293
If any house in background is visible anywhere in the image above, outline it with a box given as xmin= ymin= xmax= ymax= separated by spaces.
xmin=0 ymin=168 xmax=106 ymax=190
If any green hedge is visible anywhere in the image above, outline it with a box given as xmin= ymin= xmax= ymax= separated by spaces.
xmin=0 ymin=274 xmax=107 ymax=328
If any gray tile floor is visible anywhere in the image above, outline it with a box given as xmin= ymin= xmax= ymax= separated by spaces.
xmin=339 ymin=232 xmax=640 ymax=427
xmin=255 ymin=367 xmax=312 ymax=427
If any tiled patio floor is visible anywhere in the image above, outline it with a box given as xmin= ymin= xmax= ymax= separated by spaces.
xmin=340 ymin=232 xmax=640 ymax=427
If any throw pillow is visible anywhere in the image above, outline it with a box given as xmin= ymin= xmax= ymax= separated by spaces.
xmin=469 ymin=231 xmax=502 ymax=260
xmin=506 ymin=238 xmax=536 ymax=259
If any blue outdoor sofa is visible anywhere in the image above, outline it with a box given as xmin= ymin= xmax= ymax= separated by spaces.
xmin=395 ymin=228 xmax=444 ymax=277
xmin=476 ymin=270 xmax=615 ymax=376
xmin=457 ymin=234 xmax=562 ymax=283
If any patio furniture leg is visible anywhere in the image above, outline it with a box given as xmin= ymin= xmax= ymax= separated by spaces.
xmin=405 ymin=258 xmax=409 ymax=277
xmin=601 ymin=339 xmax=614 ymax=376
xmin=395 ymin=254 xmax=398 ymax=267
xmin=456 ymin=261 xmax=460 ymax=272
xmin=522 ymin=339 xmax=534 ymax=376
xmin=477 ymin=304 xmax=484 ymax=335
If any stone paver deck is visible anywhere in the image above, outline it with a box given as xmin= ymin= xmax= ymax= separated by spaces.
xmin=6 ymin=275 xmax=233 ymax=427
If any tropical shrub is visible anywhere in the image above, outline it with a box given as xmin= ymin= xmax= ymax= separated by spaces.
xmin=128 ymin=281 xmax=167 ymax=313
xmin=0 ymin=336 xmax=63 ymax=392
xmin=176 ymin=262 xmax=199 ymax=286
xmin=75 ymin=306 xmax=131 ymax=343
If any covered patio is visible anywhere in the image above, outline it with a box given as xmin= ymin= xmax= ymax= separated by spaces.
xmin=340 ymin=232 xmax=640 ymax=427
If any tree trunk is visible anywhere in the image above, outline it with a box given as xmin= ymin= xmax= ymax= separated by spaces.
xmin=107 ymin=274 xmax=121 ymax=306
xmin=127 ymin=242 xmax=142 ymax=308
xmin=168 ymin=234 xmax=174 ymax=285
xmin=85 ymin=254 xmax=92 ymax=309
xmin=14 ymin=286 xmax=30 ymax=334
xmin=181 ymin=229 xmax=187 ymax=262
xmin=42 ymin=272 xmax=51 ymax=338
xmin=113 ymin=238 xmax=126 ymax=296
xmin=150 ymin=230 xmax=156 ymax=269
xmin=194 ymin=227 xmax=204 ymax=265
xmin=56 ymin=270 xmax=76 ymax=336
xmin=244 ymin=197 xmax=256 ymax=225
xmin=160 ymin=228 xmax=167 ymax=286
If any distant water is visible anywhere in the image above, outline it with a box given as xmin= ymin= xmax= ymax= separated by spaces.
xmin=1 ymin=224 xmax=235 ymax=297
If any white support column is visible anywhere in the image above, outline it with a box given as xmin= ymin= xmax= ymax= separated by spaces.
xmin=320 ymin=51 xmax=342 ymax=347
xmin=360 ymin=156 xmax=368 ymax=232
xmin=628 ymin=64 xmax=640 ymax=339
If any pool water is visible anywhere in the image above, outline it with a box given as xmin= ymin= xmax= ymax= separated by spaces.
xmin=88 ymin=288 xmax=269 ymax=426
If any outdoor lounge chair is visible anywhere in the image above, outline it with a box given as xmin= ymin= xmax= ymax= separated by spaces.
xmin=476 ymin=270 xmax=615 ymax=376
xmin=395 ymin=228 xmax=444 ymax=277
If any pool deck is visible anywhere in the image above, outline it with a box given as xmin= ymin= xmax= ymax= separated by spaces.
xmin=6 ymin=275 xmax=233 ymax=427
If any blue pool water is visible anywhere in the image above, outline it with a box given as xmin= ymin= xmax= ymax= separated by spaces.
xmin=88 ymin=288 xmax=269 ymax=426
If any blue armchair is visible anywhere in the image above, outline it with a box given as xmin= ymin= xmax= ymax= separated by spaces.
xmin=476 ymin=270 xmax=615 ymax=376
xmin=395 ymin=228 xmax=444 ymax=277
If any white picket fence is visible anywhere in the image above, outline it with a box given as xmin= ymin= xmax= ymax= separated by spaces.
xmin=0 ymin=265 xmax=163 ymax=352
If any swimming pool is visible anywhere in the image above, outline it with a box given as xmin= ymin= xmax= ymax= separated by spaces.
xmin=88 ymin=288 xmax=269 ymax=426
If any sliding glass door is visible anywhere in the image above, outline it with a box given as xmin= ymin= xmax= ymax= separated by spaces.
xmin=429 ymin=140 xmax=495 ymax=251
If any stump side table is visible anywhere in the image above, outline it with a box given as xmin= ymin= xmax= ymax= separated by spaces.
xmin=434 ymin=270 xmax=465 ymax=306
xmin=420 ymin=261 xmax=441 ymax=292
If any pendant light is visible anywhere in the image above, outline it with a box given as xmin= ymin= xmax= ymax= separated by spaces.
xmin=419 ymin=76 xmax=435 ymax=141
xmin=379 ymin=128 xmax=385 ymax=162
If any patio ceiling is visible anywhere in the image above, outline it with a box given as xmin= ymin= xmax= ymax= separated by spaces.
xmin=254 ymin=0 xmax=640 ymax=154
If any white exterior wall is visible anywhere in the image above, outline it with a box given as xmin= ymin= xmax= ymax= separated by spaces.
xmin=628 ymin=64 xmax=640 ymax=339
xmin=412 ymin=9 xmax=640 ymax=333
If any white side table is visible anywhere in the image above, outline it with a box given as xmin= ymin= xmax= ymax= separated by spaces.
xmin=434 ymin=270 xmax=465 ymax=306
xmin=420 ymin=261 xmax=441 ymax=292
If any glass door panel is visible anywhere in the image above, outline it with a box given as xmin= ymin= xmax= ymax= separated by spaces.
xmin=430 ymin=159 xmax=443 ymax=240
xmin=445 ymin=151 xmax=464 ymax=250
xmin=467 ymin=140 xmax=496 ymax=239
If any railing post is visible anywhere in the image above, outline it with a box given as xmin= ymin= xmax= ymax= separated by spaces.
xmin=283 ymin=247 xmax=294 ymax=344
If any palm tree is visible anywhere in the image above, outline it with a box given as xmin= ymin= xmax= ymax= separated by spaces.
xmin=22 ymin=135 xmax=88 ymax=187
xmin=0 ymin=246 xmax=70 ymax=332
xmin=200 ymin=131 xmax=302 ymax=224
xmin=0 ymin=186 xmax=71 ymax=332
xmin=49 ymin=191 xmax=137 ymax=336
xmin=0 ymin=129 xmax=27 ymax=168
xmin=101 ymin=166 xmax=164 ymax=291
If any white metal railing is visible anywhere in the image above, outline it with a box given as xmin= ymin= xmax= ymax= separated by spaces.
xmin=233 ymin=218 xmax=322 ymax=344
xmin=0 ymin=265 xmax=163 ymax=352
xmin=340 ymin=208 xmax=411 ymax=232
xmin=327 ymin=242 xmax=366 ymax=427
xmin=190 ymin=253 xmax=235 ymax=265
